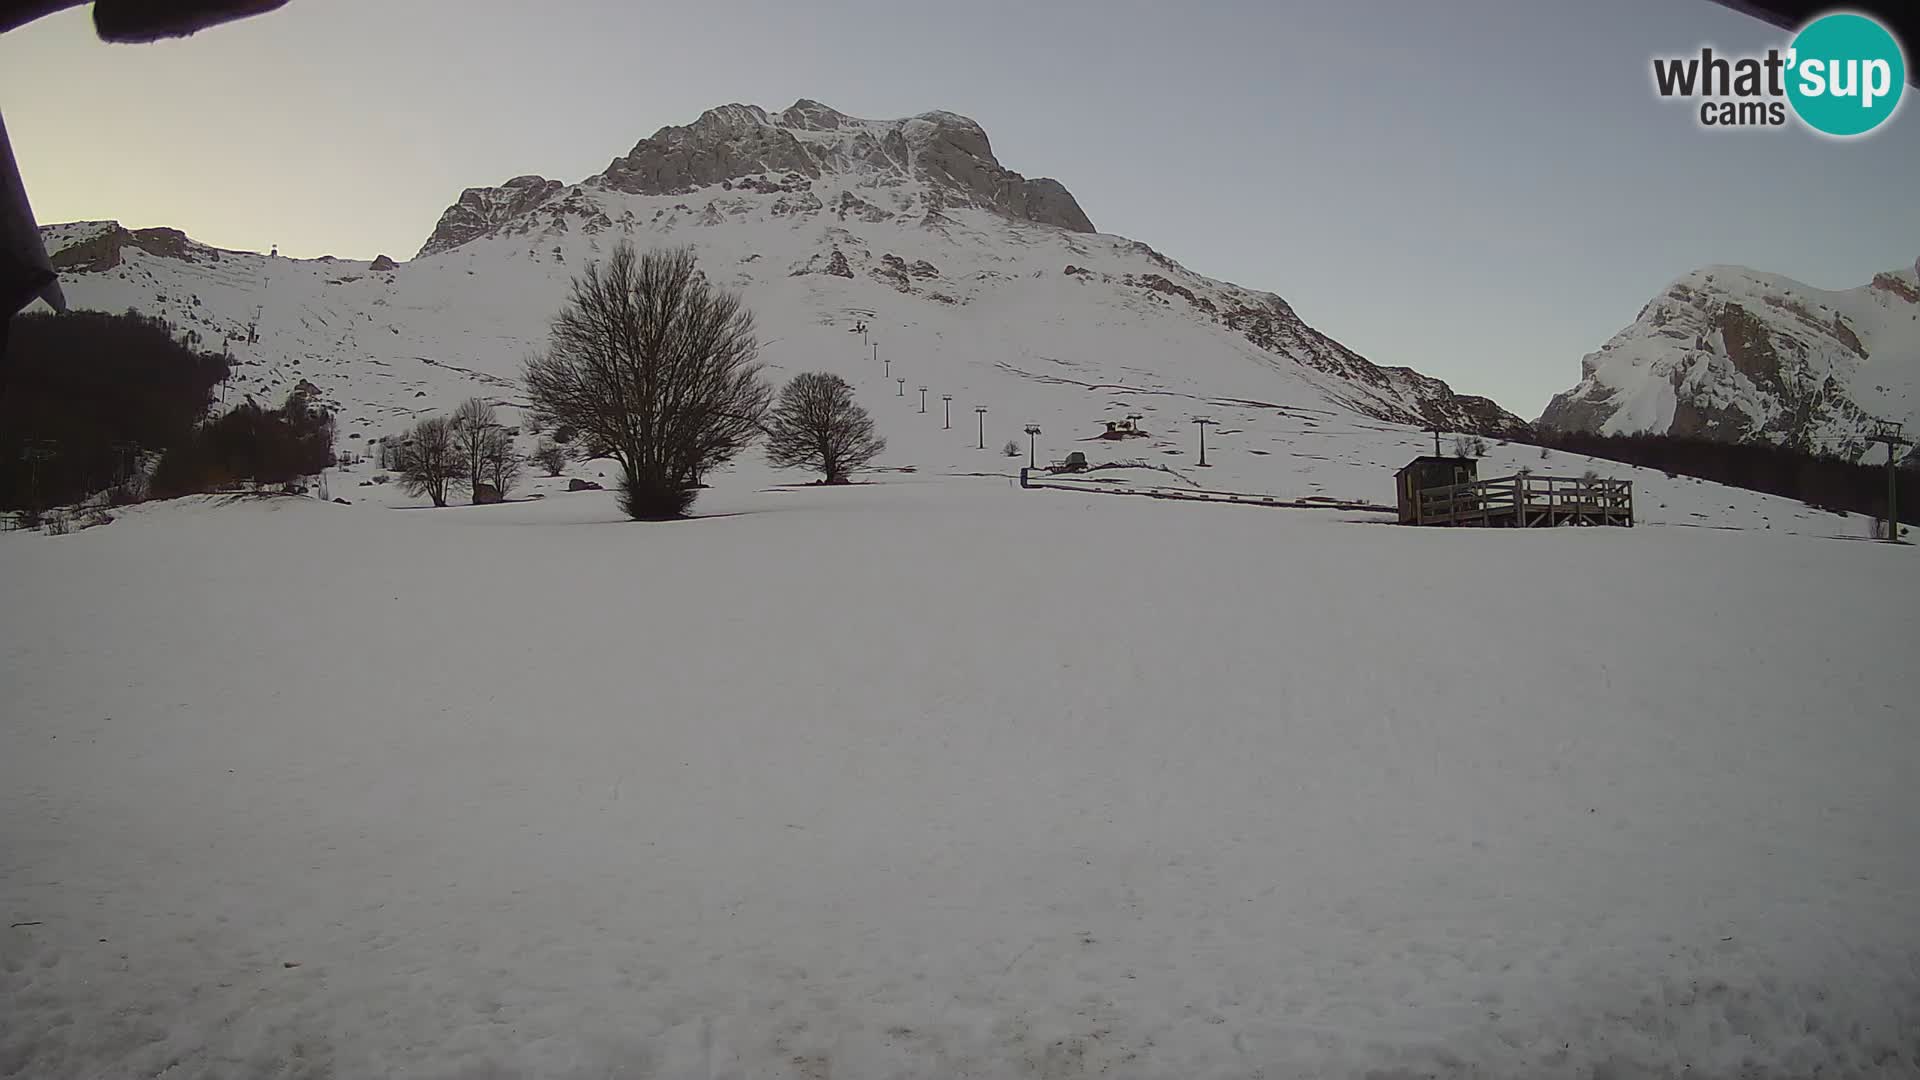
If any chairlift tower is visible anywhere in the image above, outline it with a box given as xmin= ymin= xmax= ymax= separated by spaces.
xmin=1192 ymin=417 xmax=1216 ymax=467
xmin=1866 ymin=420 xmax=1911 ymax=543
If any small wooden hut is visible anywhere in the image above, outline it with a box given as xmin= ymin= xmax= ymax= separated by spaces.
xmin=1394 ymin=456 xmax=1478 ymax=524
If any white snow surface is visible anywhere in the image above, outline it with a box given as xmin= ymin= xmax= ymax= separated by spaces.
xmin=4 ymin=475 xmax=1917 ymax=1078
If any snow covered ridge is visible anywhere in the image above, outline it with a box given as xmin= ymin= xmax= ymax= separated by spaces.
xmin=1539 ymin=261 xmax=1920 ymax=459
xmin=34 ymin=98 xmax=1529 ymax=463
xmin=419 ymin=100 xmax=1096 ymax=257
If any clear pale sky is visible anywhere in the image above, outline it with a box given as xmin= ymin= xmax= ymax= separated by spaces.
xmin=3 ymin=0 xmax=1916 ymax=417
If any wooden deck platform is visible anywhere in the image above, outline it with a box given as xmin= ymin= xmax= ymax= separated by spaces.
xmin=1415 ymin=473 xmax=1633 ymax=528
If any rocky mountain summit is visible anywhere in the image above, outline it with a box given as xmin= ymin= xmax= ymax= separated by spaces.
xmin=418 ymin=101 xmax=1094 ymax=260
xmin=1540 ymin=261 xmax=1920 ymax=459
xmin=589 ymin=101 xmax=1094 ymax=233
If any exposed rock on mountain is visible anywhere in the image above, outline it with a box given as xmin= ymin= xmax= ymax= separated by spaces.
xmin=417 ymin=175 xmax=565 ymax=258
xmin=582 ymin=101 xmax=1095 ymax=236
xmin=1540 ymin=262 xmax=1920 ymax=458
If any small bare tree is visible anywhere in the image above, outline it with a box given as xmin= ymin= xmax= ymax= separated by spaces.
xmin=531 ymin=437 xmax=570 ymax=476
xmin=764 ymin=372 xmax=886 ymax=483
xmin=482 ymin=427 xmax=523 ymax=498
xmin=1002 ymin=439 xmax=1021 ymax=457
xmin=523 ymin=243 xmax=771 ymax=518
xmin=450 ymin=397 xmax=498 ymax=504
xmin=1452 ymin=434 xmax=1488 ymax=458
xmin=395 ymin=416 xmax=461 ymax=507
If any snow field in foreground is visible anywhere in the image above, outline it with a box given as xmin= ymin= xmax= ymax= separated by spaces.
xmin=2 ymin=479 xmax=1916 ymax=1078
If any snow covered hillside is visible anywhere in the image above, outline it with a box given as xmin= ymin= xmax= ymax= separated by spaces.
xmin=36 ymin=100 xmax=1527 ymax=512
xmin=4 ymin=478 xmax=1916 ymax=1078
xmin=1540 ymin=260 xmax=1920 ymax=457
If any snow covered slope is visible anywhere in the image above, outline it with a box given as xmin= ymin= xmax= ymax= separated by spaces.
xmin=3 ymin=480 xmax=1916 ymax=1078
xmin=1540 ymin=261 xmax=1920 ymax=457
xmin=35 ymin=100 xmax=1526 ymax=503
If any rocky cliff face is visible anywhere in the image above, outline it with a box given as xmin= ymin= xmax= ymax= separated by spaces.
xmin=417 ymin=175 xmax=566 ymax=258
xmin=420 ymin=100 xmax=1094 ymax=259
xmin=48 ymin=224 xmax=221 ymax=272
xmin=1540 ymin=262 xmax=1920 ymax=458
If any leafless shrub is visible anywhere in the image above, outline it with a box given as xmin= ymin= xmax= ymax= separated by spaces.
xmin=531 ymin=437 xmax=570 ymax=477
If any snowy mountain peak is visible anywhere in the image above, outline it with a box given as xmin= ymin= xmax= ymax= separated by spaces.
xmin=1540 ymin=262 xmax=1920 ymax=458
xmin=777 ymin=98 xmax=845 ymax=130
xmin=411 ymin=100 xmax=1095 ymax=260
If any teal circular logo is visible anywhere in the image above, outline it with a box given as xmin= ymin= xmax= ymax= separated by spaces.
xmin=1786 ymin=13 xmax=1906 ymax=136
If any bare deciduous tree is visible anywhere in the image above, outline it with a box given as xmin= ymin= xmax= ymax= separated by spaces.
xmin=764 ymin=372 xmax=885 ymax=484
xmin=450 ymin=397 xmax=498 ymax=504
xmin=395 ymin=416 xmax=461 ymax=507
xmin=1452 ymin=434 xmax=1489 ymax=458
xmin=523 ymin=243 xmax=771 ymax=519
xmin=481 ymin=426 xmax=522 ymax=498
xmin=531 ymin=437 xmax=570 ymax=476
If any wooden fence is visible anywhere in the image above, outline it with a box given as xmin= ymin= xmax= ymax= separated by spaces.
xmin=1415 ymin=473 xmax=1632 ymax=527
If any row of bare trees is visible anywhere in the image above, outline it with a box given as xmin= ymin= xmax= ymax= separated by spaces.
xmin=392 ymin=397 xmax=524 ymax=507
xmin=523 ymin=242 xmax=884 ymax=519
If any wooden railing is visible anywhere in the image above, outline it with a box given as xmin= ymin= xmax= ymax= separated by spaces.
xmin=1417 ymin=473 xmax=1632 ymax=527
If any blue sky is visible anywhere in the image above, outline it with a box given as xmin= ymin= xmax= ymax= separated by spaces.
xmin=4 ymin=0 xmax=1915 ymax=416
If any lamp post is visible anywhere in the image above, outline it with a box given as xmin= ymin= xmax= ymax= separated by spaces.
xmin=975 ymin=406 xmax=988 ymax=449
xmin=883 ymin=355 xmax=890 ymax=379
xmin=942 ymin=395 xmax=953 ymax=429
xmin=897 ymin=377 xmax=905 ymax=397
xmin=1193 ymin=416 xmax=1216 ymax=467
xmin=918 ymin=386 xmax=928 ymax=413
xmin=1024 ymin=424 xmax=1042 ymax=469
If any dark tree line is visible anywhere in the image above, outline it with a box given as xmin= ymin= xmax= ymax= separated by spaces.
xmin=2 ymin=310 xmax=229 ymax=509
xmin=1526 ymin=429 xmax=1917 ymax=524
xmin=149 ymin=384 xmax=336 ymax=499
